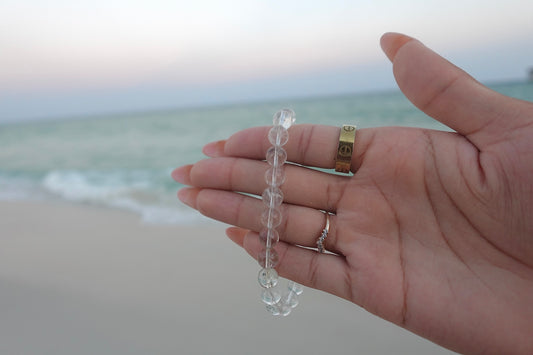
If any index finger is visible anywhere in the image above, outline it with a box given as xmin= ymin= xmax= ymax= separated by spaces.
xmin=203 ymin=124 xmax=372 ymax=172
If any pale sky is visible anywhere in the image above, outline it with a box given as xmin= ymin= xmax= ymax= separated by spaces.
xmin=1 ymin=0 xmax=532 ymax=122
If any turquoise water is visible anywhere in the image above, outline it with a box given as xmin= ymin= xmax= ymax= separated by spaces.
xmin=1 ymin=82 xmax=531 ymax=224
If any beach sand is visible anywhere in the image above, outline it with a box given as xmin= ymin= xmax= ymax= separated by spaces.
xmin=0 ymin=201 xmax=455 ymax=355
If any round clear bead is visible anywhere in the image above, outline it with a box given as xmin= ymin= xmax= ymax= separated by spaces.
xmin=261 ymin=208 xmax=282 ymax=228
xmin=259 ymin=228 xmax=280 ymax=246
xmin=279 ymin=304 xmax=292 ymax=316
xmin=266 ymin=146 xmax=287 ymax=166
xmin=261 ymin=287 xmax=281 ymax=305
xmin=258 ymin=248 xmax=279 ymax=268
xmin=268 ymin=126 xmax=289 ymax=146
xmin=284 ymin=291 xmax=299 ymax=308
xmin=287 ymin=281 xmax=304 ymax=295
xmin=273 ymin=109 xmax=296 ymax=129
xmin=262 ymin=187 xmax=283 ymax=207
xmin=258 ymin=268 xmax=278 ymax=288
xmin=265 ymin=166 xmax=285 ymax=186
xmin=265 ymin=304 xmax=281 ymax=316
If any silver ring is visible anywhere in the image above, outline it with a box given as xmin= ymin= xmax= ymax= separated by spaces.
xmin=316 ymin=213 xmax=330 ymax=253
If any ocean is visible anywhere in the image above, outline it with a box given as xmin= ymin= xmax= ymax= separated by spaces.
xmin=1 ymin=81 xmax=532 ymax=225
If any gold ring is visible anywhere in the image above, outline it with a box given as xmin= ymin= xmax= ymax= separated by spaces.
xmin=335 ymin=124 xmax=356 ymax=173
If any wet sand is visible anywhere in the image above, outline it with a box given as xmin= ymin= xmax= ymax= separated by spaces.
xmin=0 ymin=201 xmax=455 ymax=354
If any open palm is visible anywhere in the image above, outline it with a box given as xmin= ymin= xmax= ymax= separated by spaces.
xmin=172 ymin=33 xmax=533 ymax=354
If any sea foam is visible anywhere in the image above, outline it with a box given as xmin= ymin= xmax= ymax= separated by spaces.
xmin=38 ymin=170 xmax=205 ymax=225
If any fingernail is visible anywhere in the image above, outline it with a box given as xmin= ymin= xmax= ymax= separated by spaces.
xmin=226 ymin=227 xmax=247 ymax=247
xmin=380 ymin=32 xmax=415 ymax=62
xmin=202 ymin=140 xmax=226 ymax=157
xmin=177 ymin=187 xmax=196 ymax=208
xmin=171 ymin=165 xmax=192 ymax=185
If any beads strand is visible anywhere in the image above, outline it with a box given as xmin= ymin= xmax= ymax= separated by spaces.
xmin=257 ymin=108 xmax=303 ymax=316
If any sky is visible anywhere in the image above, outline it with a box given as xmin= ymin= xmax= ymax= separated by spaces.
xmin=1 ymin=0 xmax=533 ymax=122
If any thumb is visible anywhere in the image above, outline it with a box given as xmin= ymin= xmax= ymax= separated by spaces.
xmin=380 ymin=32 xmax=533 ymax=149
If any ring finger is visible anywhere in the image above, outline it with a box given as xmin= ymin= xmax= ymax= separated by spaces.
xmin=178 ymin=187 xmax=338 ymax=253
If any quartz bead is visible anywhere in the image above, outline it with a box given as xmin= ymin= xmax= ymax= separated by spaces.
xmin=258 ymin=248 xmax=279 ymax=268
xmin=258 ymin=268 xmax=278 ymax=288
xmin=284 ymin=291 xmax=299 ymax=308
xmin=265 ymin=304 xmax=281 ymax=316
xmin=265 ymin=166 xmax=285 ymax=186
xmin=259 ymin=228 xmax=279 ymax=246
xmin=279 ymin=304 xmax=292 ymax=316
xmin=262 ymin=187 xmax=283 ymax=207
xmin=268 ymin=126 xmax=289 ymax=146
xmin=261 ymin=287 xmax=281 ymax=305
xmin=266 ymin=146 xmax=287 ymax=166
xmin=261 ymin=208 xmax=282 ymax=228
xmin=287 ymin=281 xmax=304 ymax=295
xmin=273 ymin=109 xmax=296 ymax=129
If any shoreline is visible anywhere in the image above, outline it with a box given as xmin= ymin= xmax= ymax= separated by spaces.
xmin=0 ymin=193 xmax=208 ymax=226
xmin=0 ymin=200 xmax=454 ymax=354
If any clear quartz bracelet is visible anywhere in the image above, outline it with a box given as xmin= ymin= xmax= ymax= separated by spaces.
xmin=257 ymin=108 xmax=303 ymax=316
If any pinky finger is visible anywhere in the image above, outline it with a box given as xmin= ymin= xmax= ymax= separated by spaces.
xmin=226 ymin=226 xmax=248 ymax=247
xmin=226 ymin=227 xmax=352 ymax=302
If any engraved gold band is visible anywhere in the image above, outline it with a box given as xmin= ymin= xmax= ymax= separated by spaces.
xmin=335 ymin=124 xmax=356 ymax=173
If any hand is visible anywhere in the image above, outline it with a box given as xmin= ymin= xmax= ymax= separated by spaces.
xmin=172 ymin=33 xmax=533 ymax=355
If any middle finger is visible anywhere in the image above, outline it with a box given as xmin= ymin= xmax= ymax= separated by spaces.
xmin=178 ymin=157 xmax=349 ymax=212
